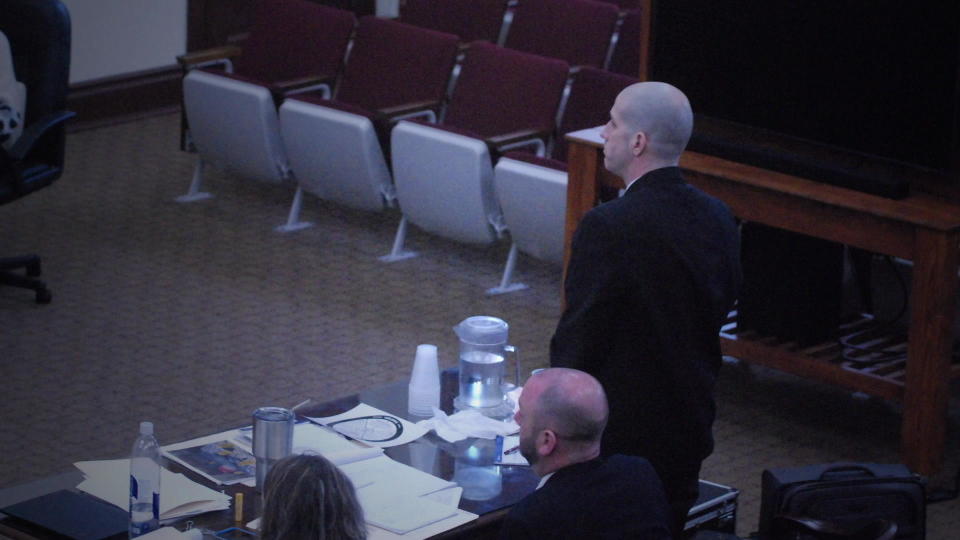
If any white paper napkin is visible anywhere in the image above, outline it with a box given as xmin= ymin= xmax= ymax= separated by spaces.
xmin=416 ymin=408 xmax=519 ymax=442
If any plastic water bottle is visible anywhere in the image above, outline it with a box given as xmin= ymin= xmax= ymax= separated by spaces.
xmin=129 ymin=421 xmax=160 ymax=537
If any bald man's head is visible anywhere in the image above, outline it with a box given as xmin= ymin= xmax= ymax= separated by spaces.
xmin=608 ymin=82 xmax=693 ymax=169
xmin=522 ymin=368 xmax=608 ymax=444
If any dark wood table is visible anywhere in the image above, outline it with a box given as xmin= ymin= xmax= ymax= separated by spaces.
xmin=0 ymin=370 xmax=537 ymax=539
xmin=564 ymin=127 xmax=960 ymax=477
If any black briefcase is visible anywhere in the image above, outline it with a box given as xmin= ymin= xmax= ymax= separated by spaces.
xmin=758 ymin=463 xmax=926 ymax=539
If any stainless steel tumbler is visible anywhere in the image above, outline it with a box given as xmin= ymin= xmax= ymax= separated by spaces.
xmin=252 ymin=406 xmax=294 ymax=490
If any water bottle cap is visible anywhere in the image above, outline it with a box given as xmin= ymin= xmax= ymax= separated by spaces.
xmin=139 ymin=421 xmax=154 ymax=435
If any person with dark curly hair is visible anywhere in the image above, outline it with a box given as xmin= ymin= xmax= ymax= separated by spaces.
xmin=260 ymin=454 xmax=367 ymax=540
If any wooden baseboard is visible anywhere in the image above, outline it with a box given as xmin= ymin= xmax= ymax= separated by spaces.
xmin=67 ymin=66 xmax=182 ymax=132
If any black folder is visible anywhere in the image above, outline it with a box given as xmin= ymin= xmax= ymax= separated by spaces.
xmin=1 ymin=489 xmax=127 ymax=540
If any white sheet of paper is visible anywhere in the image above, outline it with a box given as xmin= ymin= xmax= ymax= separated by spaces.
xmin=421 ymin=486 xmax=462 ymax=507
xmin=74 ymin=459 xmax=230 ymax=519
xmin=163 ymin=423 xmax=383 ymax=488
xmin=233 ymin=421 xmax=372 ymax=456
xmin=355 ymin=486 xmax=458 ymax=534
xmin=291 ymin=422 xmax=370 ymax=454
xmin=308 ymin=403 xmax=427 ymax=447
xmin=338 ymin=455 xmax=455 ymax=498
xmin=366 ymin=509 xmax=478 ymax=540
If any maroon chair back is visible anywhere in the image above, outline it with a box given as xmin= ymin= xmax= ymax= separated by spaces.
xmin=400 ymin=0 xmax=508 ymax=43
xmin=553 ymin=67 xmax=638 ymax=162
xmin=235 ymin=0 xmax=356 ymax=83
xmin=335 ymin=16 xmax=459 ymax=111
xmin=608 ymin=8 xmax=643 ymax=76
xmin=443 ymin=42 xmax=569 ymax=139
xmin=505 ymin=0 xmax=620 ymax=68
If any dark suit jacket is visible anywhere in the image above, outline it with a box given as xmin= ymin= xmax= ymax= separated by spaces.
xmin=499 ymin=455 xmax=673 ymax=539
xmin=550 ymin=166 xmax=741 ymax=501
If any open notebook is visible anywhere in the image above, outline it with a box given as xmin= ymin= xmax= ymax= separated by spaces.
xmin=73 ymin=459 xmax=231 ymax=521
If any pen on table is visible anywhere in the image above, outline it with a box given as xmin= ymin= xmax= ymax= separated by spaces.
xmin=291 ymin=399 xmax=311 ymax=414
xmin=504 ymin=445 xmax=520 ymax=455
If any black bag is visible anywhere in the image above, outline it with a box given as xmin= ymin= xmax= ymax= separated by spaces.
xmin=758 ymin=463 xmax=926 ymax=539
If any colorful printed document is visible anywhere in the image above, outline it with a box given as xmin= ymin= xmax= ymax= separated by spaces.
xmin=167 ymin=440 xmax=255 ymax=485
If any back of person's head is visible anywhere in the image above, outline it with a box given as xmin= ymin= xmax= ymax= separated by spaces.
xmin=617 ymin=81 xmax=693 ymax=165
xmin=537 ymin=378 xmax=608 ymax=445
xmin=260 ymin=454 xmax=367 ymax=540
xmin=521 ymin=368 xmax=608 ymax=469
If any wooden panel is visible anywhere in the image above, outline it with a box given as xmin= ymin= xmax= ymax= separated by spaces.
xmin=563 ymin=141 xmax=605 ymax=278
xmin=636 ymin=0 xmax=652 ymax=81
xmin=684 ymin=170 xmax=916 ymax=259
xmin=67 ymin=67 xmax=181 ymax=130
xmin=720 ymin=335 xmax=904 ymax=401
xmin=681 ymin=152 xmax=960 ymax=231
xmin=900 ymin=228 xmax=960 ymax=473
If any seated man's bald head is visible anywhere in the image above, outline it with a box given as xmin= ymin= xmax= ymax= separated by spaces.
xmin=615 ymin=82 xmax=693 ymax=164
xmin=527 ymin=368 xmax=608 ymax=443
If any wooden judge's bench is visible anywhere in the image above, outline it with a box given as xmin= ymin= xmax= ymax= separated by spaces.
xmin=563 ymin=125 xmax=960 ymax=477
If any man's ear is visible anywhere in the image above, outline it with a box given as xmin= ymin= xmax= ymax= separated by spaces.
xmin=631 ymin=131 xmax=647 ymax=157
xmin=537 ymin=429 xmax=558 ymax=457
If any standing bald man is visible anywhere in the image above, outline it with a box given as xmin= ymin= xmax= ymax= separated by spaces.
xmin=551 ymin=82 xmax=741 ymax=534
xmin=500 ymin=368 xmax=671 ymax=539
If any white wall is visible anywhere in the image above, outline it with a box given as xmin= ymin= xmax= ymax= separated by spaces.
xmin=62 ymin=0 xmax=187 ymax=84
xmin=376 ymin=0 xmax=399 ymax=18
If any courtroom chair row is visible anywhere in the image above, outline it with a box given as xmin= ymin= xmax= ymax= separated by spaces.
xmin=177 ymin=0 xmax=636 ymax=294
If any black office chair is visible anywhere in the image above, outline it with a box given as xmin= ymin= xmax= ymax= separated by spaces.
xmin=0 ymin=0 xmax=74 ymax=304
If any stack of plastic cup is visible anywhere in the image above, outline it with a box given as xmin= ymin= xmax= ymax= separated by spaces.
xmin=408 ymin=344 xmax=441 ymax=416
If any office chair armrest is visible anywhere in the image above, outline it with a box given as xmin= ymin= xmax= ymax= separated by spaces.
xmin=486 ymin=129 xmax=550 ymax=158
xmin=177 ymin=46 xmax=242 ymax=73
xmin=376 ymin=100 xmax=441 ymax=123
xmin=8 ymin=110 xmax=76 ymax=161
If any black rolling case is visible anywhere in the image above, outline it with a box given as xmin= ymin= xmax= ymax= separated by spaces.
xmin=758 ymin=463 xmax=926 ymax=539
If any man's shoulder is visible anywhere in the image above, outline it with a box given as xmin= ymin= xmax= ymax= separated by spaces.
xmin=602 ymin=454 xmax=664 ymax=484
xmin=543 ymin=456 xmax=664 ymax=502
xmin=502 ymin=457 xmax=672 ymax=539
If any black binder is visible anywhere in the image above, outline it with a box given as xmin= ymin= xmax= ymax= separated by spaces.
xmin=0 ymin=489 xmax=128 ymax=540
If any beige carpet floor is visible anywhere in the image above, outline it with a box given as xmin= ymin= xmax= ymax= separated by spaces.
xmin=1 ymin=113 xmax=958 ymax=537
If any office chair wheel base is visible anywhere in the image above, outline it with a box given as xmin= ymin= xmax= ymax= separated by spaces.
xmin=35 ymin=288 xmax=51 ymax=304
